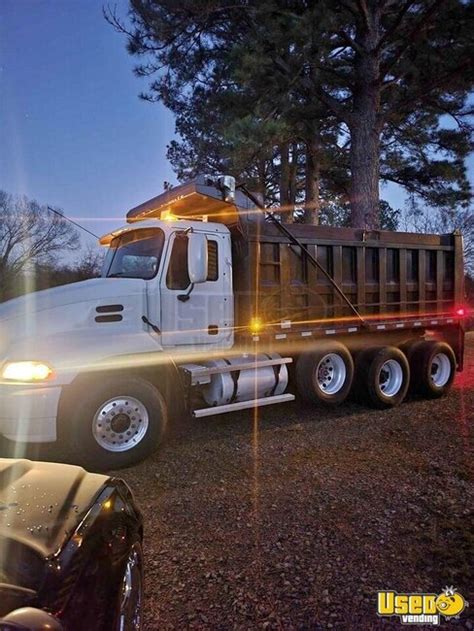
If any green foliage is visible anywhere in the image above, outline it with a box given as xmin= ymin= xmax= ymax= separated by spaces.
xmin=318 ymin=198 xmax=399 ymax=231
xmin=108 ymin=0 xmax=473 ymax=227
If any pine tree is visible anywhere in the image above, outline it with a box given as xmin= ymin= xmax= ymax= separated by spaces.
xmin=107 ymin=0 xmax=473 ymax=228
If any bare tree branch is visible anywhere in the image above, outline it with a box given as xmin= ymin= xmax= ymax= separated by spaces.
xmin=0 ymin=192 xmax=80 ymax=295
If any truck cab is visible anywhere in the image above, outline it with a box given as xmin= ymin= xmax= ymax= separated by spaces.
xmin=100 ymin=218 xmax=234 ymax=349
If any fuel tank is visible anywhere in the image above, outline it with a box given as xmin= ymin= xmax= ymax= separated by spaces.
xmin=201 ymin=353 xmax=289 ymax=406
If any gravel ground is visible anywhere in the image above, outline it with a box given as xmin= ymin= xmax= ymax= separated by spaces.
xmin=113 ymin=335 xmax=474 ymax=630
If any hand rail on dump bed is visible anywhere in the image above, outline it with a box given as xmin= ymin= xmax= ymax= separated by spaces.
xmin=237 ymin=184 xmax=368 ymax=327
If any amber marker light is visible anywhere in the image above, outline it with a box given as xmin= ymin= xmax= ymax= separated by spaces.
xmin=2 ymin=361 xmax=54 ymax=382
xmin=249 ymin=317 xmax=264 ymax=335
xmin=161 ymin=209 xmax=178 ymax=221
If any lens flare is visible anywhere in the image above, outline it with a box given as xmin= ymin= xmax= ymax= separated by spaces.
xmin=2 ymin=361 xmax=54 ymax=382
xmin=249 ymin=317 xmax=264 ymax=335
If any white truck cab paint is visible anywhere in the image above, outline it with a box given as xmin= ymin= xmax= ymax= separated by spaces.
xmin=0 ymin=213 xmax=236 ymax=461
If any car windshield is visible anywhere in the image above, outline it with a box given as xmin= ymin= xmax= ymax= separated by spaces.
xmin=103 ymin=228 xmax=165 ymax=280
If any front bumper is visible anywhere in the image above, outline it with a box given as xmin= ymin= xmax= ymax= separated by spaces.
xmin=0 ymin=384 xmax=61 ymax=443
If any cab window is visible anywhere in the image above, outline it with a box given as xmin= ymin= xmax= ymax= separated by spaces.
xmin=103 ymin=228 xmax=164 ymax=280
xmin=207 ymin=240 xmax=219 ymax=281
xmin=166 ymin=236 xmax=219 ymax=289
xmin=167 ymin=236 xmax=190 ymax=289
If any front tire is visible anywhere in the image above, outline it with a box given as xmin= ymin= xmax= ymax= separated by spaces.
xmin=114 ymin=540 xmax=144 ymax=631
xmin=66 ymin=376 xmax=167 ymax=470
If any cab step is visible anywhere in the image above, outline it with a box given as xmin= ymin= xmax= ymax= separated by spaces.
xmin=193 ymin=393 xmax=295 ymax=418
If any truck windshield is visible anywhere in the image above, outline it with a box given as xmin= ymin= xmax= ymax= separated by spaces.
xmin=103 ymin=228 xmax=165 ymax=280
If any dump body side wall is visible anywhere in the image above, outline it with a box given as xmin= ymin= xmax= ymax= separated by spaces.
xmin=232 ymin=224 xmax=464 ymax=332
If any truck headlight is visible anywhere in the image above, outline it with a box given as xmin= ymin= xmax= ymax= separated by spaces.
xmin=2 ymin=361 xmax=54 ymax=382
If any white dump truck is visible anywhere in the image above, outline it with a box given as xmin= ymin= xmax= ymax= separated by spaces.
xmin=0 ymin=176 xmax=466 ymax=468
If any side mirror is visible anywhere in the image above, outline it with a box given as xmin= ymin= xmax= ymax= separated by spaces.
xmin=188 ymin=232 xmax=208 ymax=284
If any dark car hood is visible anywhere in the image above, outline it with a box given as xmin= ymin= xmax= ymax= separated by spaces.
xmin=0 ymin=459 xmax=108 ymax=560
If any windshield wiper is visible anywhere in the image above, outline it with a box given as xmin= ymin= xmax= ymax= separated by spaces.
xmin=107 ymin=272 xmax=129 ymax=278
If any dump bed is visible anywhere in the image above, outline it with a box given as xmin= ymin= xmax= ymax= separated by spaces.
xmin=232 ymin=222 xmax=464 ymax=333
xmin=124 ymin=176 xmax=464 ymax=336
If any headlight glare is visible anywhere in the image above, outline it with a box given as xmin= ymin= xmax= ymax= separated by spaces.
xmin=2 ymin=361 xmax=54 ymax=382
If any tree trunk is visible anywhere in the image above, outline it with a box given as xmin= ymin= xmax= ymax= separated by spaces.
xmin=288 ymin=142 xmax=298 ymax=223
xmin=257 ymin=159 xmax=267 ymax=205
xmin=349 ymin=6 xmax=383 ymax=230
xmin=304 ymin=134 xmax=321 ymax=224
xmin=279 ymin=142 xmax=292 ymax=223
xmin=350 ymin=119 xmax=381 ymax=229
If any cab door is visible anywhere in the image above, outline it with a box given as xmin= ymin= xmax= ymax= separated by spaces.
xmin=159 ymin=229 xmax=234 ymax=347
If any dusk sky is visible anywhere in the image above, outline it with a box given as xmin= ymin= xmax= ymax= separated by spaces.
xmin=0 ymin=0 xmax=176 ymax=251
xmin=1 ymin=1 xmax=472 ymax=259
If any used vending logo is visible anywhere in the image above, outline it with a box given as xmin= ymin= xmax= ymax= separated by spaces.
xmin=377 ymin=586 xmax=468 ymax=625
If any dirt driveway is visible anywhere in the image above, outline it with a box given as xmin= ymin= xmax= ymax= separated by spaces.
xmin=115 ymin=335 xmax=473 ymax=630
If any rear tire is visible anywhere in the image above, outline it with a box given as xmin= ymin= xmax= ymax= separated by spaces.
xmin=354 ymin=346 xmax=410 ymax=409
xmin=64 ymin=376 xmax=167 ymax=470
xmin=409 ymin=341 xmax=456 ymax=399
xmin=296 ymin=343 xmax=354 ymax=406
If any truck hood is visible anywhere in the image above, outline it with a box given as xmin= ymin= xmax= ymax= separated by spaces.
xmin=0 ymin=278 xmax=148 ymax=357
xmin=0 ymin=278 xmax=145 ymax=322
xmin=0 ymin=458 xmax=107 ymax=560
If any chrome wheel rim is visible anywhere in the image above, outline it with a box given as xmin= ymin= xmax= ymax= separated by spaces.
xmin=92 ymin=396 xmax=149 ymax=453
xmin=119 ymin=542 xmax=143 ymax=631
xmin=378 ymin=359 xmax=403 ymax=397
xmin=316 ymin=353 xmax=347 ymax=395
xmin=431 ymin=353 xmax=451 ymax=387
